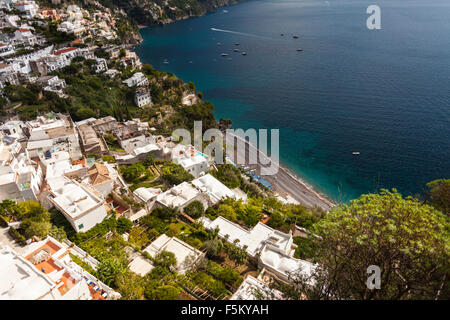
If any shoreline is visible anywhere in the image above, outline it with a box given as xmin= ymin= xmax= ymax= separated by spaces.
xmin=134 ymin=12 xmax=335 ymax=211
xmin=225 ymin=132 xmax=335 ymax=211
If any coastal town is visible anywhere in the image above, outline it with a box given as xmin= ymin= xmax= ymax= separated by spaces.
xmin=0 ymin=0 xmax=326 ymax=301
xmin=0 ymin=0 xmax=448 ymax=303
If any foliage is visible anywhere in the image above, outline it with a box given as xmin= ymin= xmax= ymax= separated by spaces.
xmin=161 ymin=162 xmax=193 ymax=186
xmin=149 ymin=285 xmax=180 ymax=300
xmin=206 ymin=260 xmax=242 ymax=287
xmin=152 ymin=207 xmax=179 ymax=220
xmin=96 ymin=259 xmax=128 ymax=287
xmin=120 ymin=163 xmax=147 ymax=183
xmin=284 ymin=189 xmax=450 ymax=300
xmin=201 ymin=237 xmax=223 ymax=258
xmin=153 ymin=251 xmax=177 ymax=269
xmin=224 ymin=241 xmax=248 ymax=268
xmin=183 ymin=200 xmax=204 ymax=219
xmin=426 ymin=179 xmax=450 ymax=214
xmin=293 ymin=236 xmax=318 ymax=260
xmin=116 ymin=217 xmax=133 ymax=234
xmin=211 ymin=164 xmax=241 ymax=189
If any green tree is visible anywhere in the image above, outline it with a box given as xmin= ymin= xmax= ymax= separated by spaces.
xmin=183 ymin=200 xmax=204 ymax=219
xmin=153 ymin=251 xmax=177 ymax=269
xmin=75 ymin=107 xmax=96 ymax=120
xmin=426 ymin=179 xmax=450 ymax=214
xmin=152 ymin=207 xmax=178 ymax=220
xmin=96 ymin=259 xmax=127 ymax=288
xmin=224 ymin=242 xmax=248 ymax=269
xmin=201 ymin=237 xmax=223 ymax=258
xmin=151 ymin=285 xmax=180 ymax=300
xmin=285 ymin=189 xmax=450 ymax=300
xmin=116 ymin=217 xmax=133 ymax=234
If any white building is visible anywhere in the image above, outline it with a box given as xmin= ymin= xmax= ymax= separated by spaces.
xmin=122 ymin=72 xmax=148 ymax=87
xmin=133 ymin=187 xmax=162 ymax=210
xmin=172 ymin=144 xmax=210 ymax=178
xmin=0 ymin=43 xmax=15 ymax=57
xmin=199 ymin=216 xmax=316 ymax=284
xmin=0 ymin=236 xmax=119 ymax=300
xmin=47 ymin=177 xmax=108 ymax=233
xmin=191 ymin=173 xmax=246 ymax=206
xmin=13 ymin=1 xmax=39 ymax=18
xmin=155 ymin=181 xmax=207 ymax=211
xmin=134 ymin=88 xmax=152 ymax=108
xmin=93 ymin=58 xmax=108 ymax=73
xmin=230 ymin=275 xmax=285 ymax=300
xmin=143 ymin=234 xmax=205 ymax=274
xmin=119 ymin=133 xmax=155 ymax=154
xmin=13 ymin=28 xmax=37 ymax=46
xmin=0 ymin=140 xmax=43 ymax=202
xmin=85 ymin=163 xmax=114 ymax=198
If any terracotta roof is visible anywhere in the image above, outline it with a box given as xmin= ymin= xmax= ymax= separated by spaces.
xmin=88 ymin=163 xmax=112 ymax=185
xmin=53 ymin=47 xmax=77 ymax=56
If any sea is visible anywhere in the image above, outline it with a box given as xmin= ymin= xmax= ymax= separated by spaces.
xmin=135 ymin=0 xmax=450 ymax=202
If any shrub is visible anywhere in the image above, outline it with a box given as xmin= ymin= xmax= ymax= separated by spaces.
xmin=183 ymin=201 xmax=204 ymax=219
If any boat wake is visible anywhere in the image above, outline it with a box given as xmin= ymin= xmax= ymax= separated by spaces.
xmin=210 ymin=27 xmax=270 ymax=40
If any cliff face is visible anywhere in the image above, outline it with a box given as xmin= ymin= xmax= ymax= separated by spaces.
xmin=98 ymin=0 xmax=246 ymax=26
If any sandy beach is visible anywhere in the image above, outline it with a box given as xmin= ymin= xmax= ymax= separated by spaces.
xmin=225 ymin=132 xmax=335 ymax=211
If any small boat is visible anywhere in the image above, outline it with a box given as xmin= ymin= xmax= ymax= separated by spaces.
xmin=235 ymin=43 xmax=240 ymax=46
xmin=352 ymin=152 xmax=360 ymax=155
xmin=217 ymin=42 xmax=221 ymax=46
xmin=293 ymin=35 xmax=299 ymax=39
xmin=163 ymin=59 xmax=169 ymax=64
xmin=280 ymin=33 xmax=284 ymax=36
xmin=241 ymin=51 xmax=247 ymax=55
xmin=221 ymin=53 xmax=229 ymax=57
xmin=233 ymin=48 xmax=239 ymax=52
xmin=297 ymin=48 xmax=303 ymax=52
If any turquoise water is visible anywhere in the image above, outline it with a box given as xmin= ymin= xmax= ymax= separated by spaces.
xmin=136 ymin=0 xmax=450 ymax=202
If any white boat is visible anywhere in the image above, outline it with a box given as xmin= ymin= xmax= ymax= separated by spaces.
xmin=352 ymin=152 xmax=360 ymax=155
xmin=221 ymin=53 xmax=229 ymax=57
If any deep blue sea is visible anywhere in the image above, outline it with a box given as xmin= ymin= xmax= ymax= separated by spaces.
xmin=136 ymin=0 xmax=450 ymax=202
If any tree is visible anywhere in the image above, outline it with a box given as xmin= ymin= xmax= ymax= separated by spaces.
xmin=143 ymin=154 xmax=155 ymax=167
xmin=22 ymin=220 xmax=51 ymax=239
xmin=151 ymin=285 xmax=180 ymax=300
xmin=211 ymin=164 xmax=241 ymax=189
xmin=224 ymin=242 xmax=248 ymax=268
xmin=285 ymin=189 xmax=450 ymax=300
xmin=426 ymin=179 xmax=450 ymax=214
xmin=201 ymin=237 xmax=223 ymax=258
xmin=241 ymin=205 xmax=263 ymax=227
xmin=116 ymin=217 xmax=133 ymax=234
xmin=161 ymin=162 xmax=193 ymax=186
xmin=75 ymin=107 xmax=96 ymax=120
xmin=96 ymin=259 xmax=127 ymax=288
xmin=120 ymin=163 xmax=146 ymax=183
xmin=217 ymin=204 xmax=237 ymax=222
xmin=152 ymin=207 xmax=178 ymax=220
xmin=184 ymin=201 xmax=204 ymax=219
xmin=153 ymin=251 xmax=177 ymax=270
